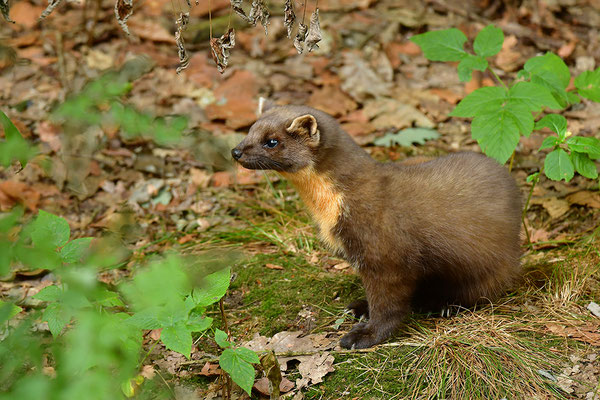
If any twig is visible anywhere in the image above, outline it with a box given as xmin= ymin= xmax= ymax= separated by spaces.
xmin=219 ymin=298 xmax=231 ymax=399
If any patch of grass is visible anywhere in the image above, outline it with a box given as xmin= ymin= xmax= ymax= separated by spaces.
xmin=226 ymin=252 xmax=362 ymax=337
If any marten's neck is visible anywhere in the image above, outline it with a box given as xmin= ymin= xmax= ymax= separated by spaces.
xmin=280 ymin=166 xmax=345 ymax=254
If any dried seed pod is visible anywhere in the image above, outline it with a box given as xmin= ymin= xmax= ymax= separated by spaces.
xmin=248 ymin=0 xmax=270 ymax=35
xmin=293 ymin=23 xmax=307 ymax=54
xmin=175 ymin=12 xmax=190 ymax=74
xmin=1 ymin=0 xmax=15 ymax=23
xmin=210 ymin=28 xmax=235 ymax=74
xmin=305 ymin=8 xmax=321 ymax=52
xmin=283 ymin=0 xmax=295 ymax=39
xmin=231 ymin=0 xmax=250 ymax=21
xmin=40 ymin=0 xmax=64 ymax=19
xmin=114 ymin=0 xmax=134 ymax=35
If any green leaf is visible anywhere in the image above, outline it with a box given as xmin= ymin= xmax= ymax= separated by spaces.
xmin=192 ymin=267 xmax=231 ymax=307
xmin=545 ymin=149 xmax=575 ymax=181
xmin=373 ymin=128 xmax=440 ymax=147
xmin=450 ymin=86 xmax=507 ymax=117
xmin=471 ymin=110 xmax=521 ymax=164
xmin=30 ymin=210 xmax=70 ymax=249
xmin=219 ymin=348 xmax=257 ymax=396
xmin=187 ymin=315 xmax=212 ymax=332
xmin=235 ymin=347 xmax=260 ymax=364
xmin=95 ymin=287 xmax=125 ymax=307
xmin=60 ymin=237 xmax=93 ymax=264
xmin=33 ymin=285 xmax=63 ymax=302
xmin=567 ymin=136 xmax=600 ymax=158
xmin=410 ymin=28 xmax=468 ymax=61
xmin=0 ymin=109 xmax=38 ymax=168
xmin=43 ymin=302 xmax=71 ymax=337
xmin=539 ymin=136 xmax=559 ymax=150
xmin=574 ymin=68 xmax=600 ymax=102
xmin=161 ymin=322 xmax=193 ymax=358
xmin=126 ymin=308 xmax=163 ymax=330
xmin=215 ymin=328 xmax=231 ymax=348
xmin=523 ymin=52 xmax=571 ymax=107
xmin=457 ymin=54 xmax=488 ymax=82
xmin=509 ymin=82 xmax=562 ymax=111
xmin=473 ymin=25 xmax=504 ymax=58
xmin=0 ymin=300 xmax=22 ymax=323
xmin=535 ymin=114 xmax=568 ymax=138
xmin=570 ymin=151 xmax=598 ymax=179
xmin=526 ymin=172 xmax=540 ymax=183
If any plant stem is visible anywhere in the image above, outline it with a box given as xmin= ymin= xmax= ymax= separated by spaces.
xmin=508 ymin=151 xmax=515 ymax=172
xmin=488 ymin=66 xmax=508 ymax=90
xmin=522 ymin=172 xmax=541 ymax=247
xmin=219 ymin=297 xmax=232 ymax=399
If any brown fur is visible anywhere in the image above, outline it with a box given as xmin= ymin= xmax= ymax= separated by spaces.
xmin=232 ymin=104 xmax=522 ymax=349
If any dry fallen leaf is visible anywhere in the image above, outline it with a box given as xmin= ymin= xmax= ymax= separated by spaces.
xmin=248 ymin=0 xmax=270 ymax=35
xmin=296 ymin=353 xmax=335 ymax=388
xmin=305 ymin=9 xmax=322 ymax=52
xmin=546 ymin=323 xmax=600 ymax=346
xmin=231 ymin=0 xmax=250 ymax=21
xmin=175 ymin=12 xmax=190 ymax=74
xmin=200 ymin=362 xmax=221 ymax=376
xmin=283 ymin=0 xmax=295 ymax=38
xmin=40 ymin=0 xmax=63 ymax=19
xmin=1 ymin=0 xmax=14 ymax=23
xmin=114 ymin=0 xmax=133 ymax=34
xmin=566 ymin=190 xmax=600 ymax=209
xmin=265 ymin=263 xmax=284 ymax=270
xmin=210 ymin=28 xmax=235 ymax=74
xmin=294 ymin=23 xmax=307 ymax=54
xmin=541 ymin=197 xmax=570 ymax=219
xmin=0 ymin=181 xmax=40 ymax=211
xmin=339 ymin=52 xmax=391 ymax=101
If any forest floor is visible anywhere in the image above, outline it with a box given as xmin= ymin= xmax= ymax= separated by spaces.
xmin=1 ymin=0 xmax=600 ymax=398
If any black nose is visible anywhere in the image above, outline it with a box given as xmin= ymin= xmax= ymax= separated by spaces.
xmin=231 ymin=148 xmax=242 ymax=160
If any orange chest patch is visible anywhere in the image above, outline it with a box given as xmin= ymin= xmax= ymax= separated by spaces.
xmin=281 ymin=168 xmax=344 ymax=253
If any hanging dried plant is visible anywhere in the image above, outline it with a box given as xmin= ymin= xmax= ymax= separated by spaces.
xmin=283 ymin=0 xmax=295 ymax=39
xmin=293 ymin=23 xmax=307 ymax=54
xmin=175 ymin=12 xmax=190 ymax=74
xmin=114 ymin=0 xmax=134 ymax=35
xmin=210 ymin=28 xmax=235 ymax=74
xmin=248 ymin=0 xmax=269 ymax=35
xmin=1 ymin=0 xmax=14 ymax=23
xmin=231 ymin=0 xmax=250 ymax=22
xmin=40 ymin=0 xmax=64 ymax=19
xmin=305 ymin=8 xmax=321 ymax=52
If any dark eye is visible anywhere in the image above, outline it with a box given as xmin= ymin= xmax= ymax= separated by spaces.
xmin=264 ymin=139 xmax=279 ymax=148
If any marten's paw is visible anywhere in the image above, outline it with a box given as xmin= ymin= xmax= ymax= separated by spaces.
xmin=346 ymin=299 xmax=369 ymax=319
xmin=340 ymin=323 xmax=382 ymax=349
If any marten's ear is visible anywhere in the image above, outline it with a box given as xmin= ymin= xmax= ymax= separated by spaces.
xmin=257 ymin=97 xmax=276 ymax=115
xmin=286 ymin=114 xmax=320 ymax=145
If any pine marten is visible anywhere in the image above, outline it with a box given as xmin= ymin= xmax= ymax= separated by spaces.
xmin=231 ymin=102 xmax=522 ymax=349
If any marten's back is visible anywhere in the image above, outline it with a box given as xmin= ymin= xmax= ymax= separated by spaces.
xmin=336 ymin=152 xmax=522 ymax=309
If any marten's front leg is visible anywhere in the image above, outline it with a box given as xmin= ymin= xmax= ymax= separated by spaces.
xmin=340 ymin=268 xmax=413 ymax=349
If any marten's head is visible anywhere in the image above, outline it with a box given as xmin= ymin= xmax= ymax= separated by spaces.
xmin=231 ymin=102 xmax=321 ymax=172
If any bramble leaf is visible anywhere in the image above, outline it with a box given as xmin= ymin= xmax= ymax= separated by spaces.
xmin=509 ymin=81 xmax=561 ymax=111
xmin=539 ymin=136 xmax=559 ymax=150
xmin=471 ymin=111 xmax=521 ymax=164
xmin=523 ymin=52 xmax=571 ymax=107
xmin=161 ymin=322 xmax=192 ymax=358
xmin=34 ymin=285 xmax=63 ymax=302
xmin=60 ymin=237 xmax=93 ymax=264
xmin=457 ymin=54 xmax=488 ymax=82
xmin=192 ymin=267 xmax=231 ymax=307
xmin=0 ymin=300 xmax=22 ymax=323
xmin=219 ymin=348 xmax=257 ymax=396
xmin=450 ymin=86 xmax=507 ymax=117
xmin=43 ymin=302 xmax=72 ymax=337
xmin=0 ymin=109 xmax=38 ymax=168
xmin=235 ymin=347 xmax=260 ymax=364
xmin=535 ymin=114 xmax=568 ymax=138
xmin=545 ymin=149 xmax=575 ymax=181
xmin=574 ymin=68 xmax=600 ymax=102
xmin=473 ymin=25 xmax=504 ymax=58
xmin=30 ymin=210 xmax=70 ymax=249
xmin=410 ymin=28 xmax=468 ymax=61
xmin=570 ymin=151 xmax=598 ymax=179
xmin=186 ymin=315 xmax=212 ymax=332
xmin=567 ymin=136 xmax=600 ymax=159
xmin=215 ymin=328 xmax=231 ymax=348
